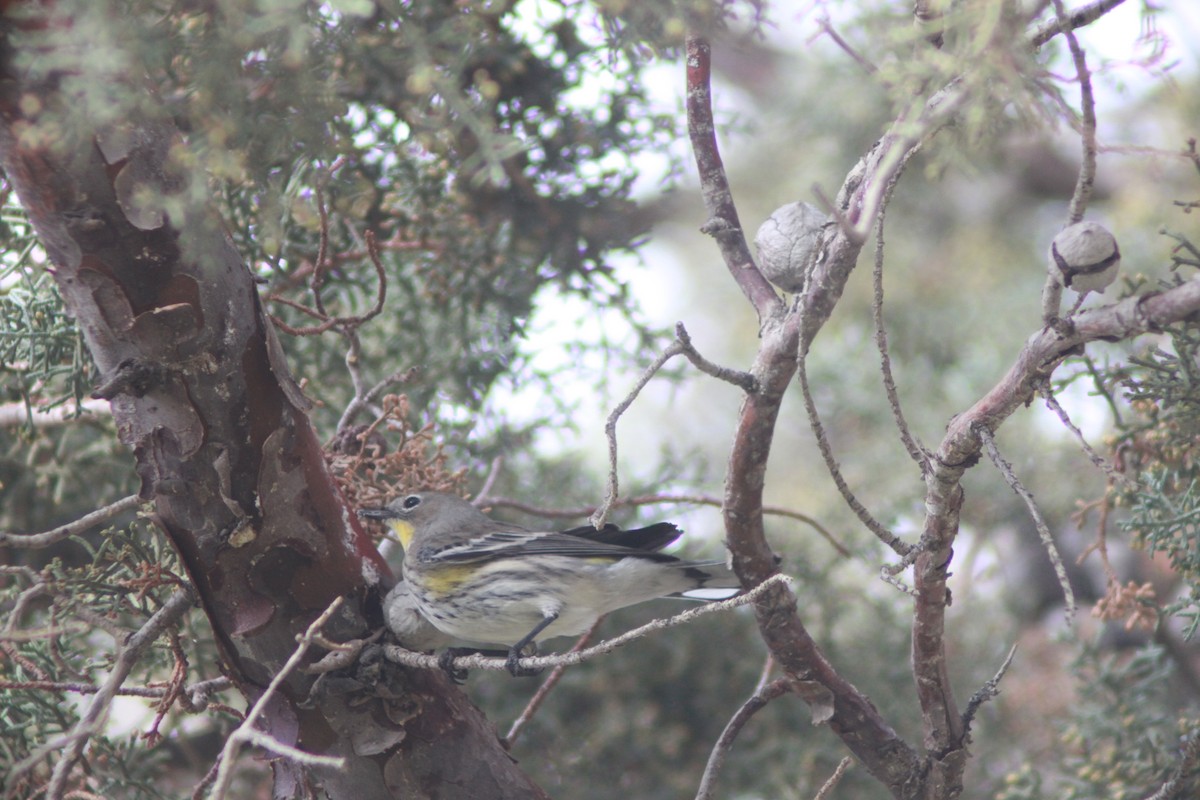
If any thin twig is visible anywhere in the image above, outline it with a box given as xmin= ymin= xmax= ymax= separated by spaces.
xmin=591 ymin=325 xmax=755 ymax=528
xmin=839 ymin=78 xmax=967 ymax=245
xmin=503 ymin=618 xmax=604 ymax=749
xmin=810 ymin=14 xmax=877 ymax=74
xmin=336 ymin=364 xmax=420 ymax=433
xmin=813 ymin=757 xmax=855 ymax=800
xmin=961 ymin=643 xmax=1018 ymax=740
xmin=871 ymin=161 xmax=930 ymax=474
xmin=752 ymin=654 xmax=775 ymax=694
xmin=1039 ymin=383 xmax=1131 ymax=485
xmin=695 ymin=677 xmax=794 ymax=800
xmin=1143 ymin=724 xmax=1200 ymax=800
xmin=975 ymin=424 xmax=1076 ymax=621
xmin=474 ymin=456 xmax=504 ymax=506
xmin=592 ymin=340 xmax=686 ymax=528
xmin=675 ymin=322 xmax=758 ymax=393
xmin=797 ymin=341 xmax=911 ymax=556
xmin=0 ymin=494 xmax=141 ymax=549
xmin=22 ymin=587 xmax=195 ymax=800
xmin=1051 ymin=0 xmax=1099 ymax=225
xmin=268 ymin=229 xmax=387 ymax=337
xmin=204 ymin=596 xmax=348 ymax=800
xmin=385 ymin=575 xmax=793 ymax=675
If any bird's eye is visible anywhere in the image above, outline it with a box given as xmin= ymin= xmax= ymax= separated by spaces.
xmin=402 ymin=494 xmax=422 ymax=509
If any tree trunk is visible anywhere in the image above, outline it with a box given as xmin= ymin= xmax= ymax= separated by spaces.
xmin=0 ymin=8 xmax=547 ymax=799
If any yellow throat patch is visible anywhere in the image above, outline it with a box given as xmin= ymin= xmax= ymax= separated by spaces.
xmin=386 ymin=519 xmax=416 ymax=550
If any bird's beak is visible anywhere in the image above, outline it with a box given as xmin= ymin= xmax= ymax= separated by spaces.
xmin=357 ymin=507 xmax=397 ymax=520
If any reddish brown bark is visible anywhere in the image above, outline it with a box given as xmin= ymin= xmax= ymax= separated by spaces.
xmin=0 ymin=9 xmax=546 ymax=799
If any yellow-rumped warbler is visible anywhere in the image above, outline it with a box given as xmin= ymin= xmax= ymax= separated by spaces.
xmin=359 ymin=492 xmax=740 ymax=676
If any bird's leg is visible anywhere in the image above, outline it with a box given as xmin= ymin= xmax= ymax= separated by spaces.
xmin=435 ymin=647 xmax=509 ymax=683
xmin=437 ymin=648 xmax=473 ymax=684
xmin=506 ymin=613 xmax=558 ymax=677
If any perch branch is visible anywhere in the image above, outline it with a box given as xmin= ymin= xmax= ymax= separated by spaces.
xmin=386 ymin=575 xmax=791 ymax=674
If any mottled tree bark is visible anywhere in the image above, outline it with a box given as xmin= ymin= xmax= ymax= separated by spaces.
xmin=0 ymin=8 xmax=546 ymax=799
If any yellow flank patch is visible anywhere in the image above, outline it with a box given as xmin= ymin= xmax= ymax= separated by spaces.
xmin=387 ymin=519 xmax=416 ymax=550
xmin=420 ymin=564 xmax=474 ymax=594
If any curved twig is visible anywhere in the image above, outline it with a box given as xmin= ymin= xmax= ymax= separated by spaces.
xmin=797 ymin=342 xmax=911 ymax=556
xmin=695 ymin=677 xmax=795 ymax=800
xmin=1051 ymin=0 xmax=1099 ymax=225
xmin=0 ymin=494 xmax=142 ymax=549
xmin=871 ymin=160 xmax=930 ymax=473
xmin=976 ymin=424 xmax=1076 ymax=621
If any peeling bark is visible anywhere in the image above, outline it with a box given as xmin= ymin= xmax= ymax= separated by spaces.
xmin=0 ymin=9 xmax=547 ymax=799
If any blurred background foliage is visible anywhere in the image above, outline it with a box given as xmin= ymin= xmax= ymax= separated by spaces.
xmin=2 ymin=0 xmax=1199 ymax=798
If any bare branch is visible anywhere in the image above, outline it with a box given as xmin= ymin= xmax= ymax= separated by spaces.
xmin=204 ymin=596 xmax=348 ymax=800
xmin=592 ymin=338 xmax=686 ymax=528
xmin=1050 ymin=0 xmax=1099 ymax=225
xmin=977 ymin=424 xmax=1076 ymax=620
xmin=961 ymin=644 xmax=1018 ymax=741
xmin=336 ymin=358 xmax=420 ymax=433
xmin=385 ymin=575 xmax=793 ymax=675
xmin=938 ymin=277 xmax=1200 ymax=482
xmin=1029 ymin=0 xmax=1128 ymax=48
xmin=268 ymin=229 xmax=388 ymax=337
xmin=0 ymin=494 xmax=142 ymax=550
xmin=685 ymin=35 xmax=782 ymax=319
xmin=813 ymin=757 xmax=855 ymax=800
xmin=1039 ymin=383 xmax=1131 ymax=484
xmin=695 ymin=677 xmax=794 ymax=800
xmin=797 ymin=342 xmax=911 ymax=556
xmin=837 ymin=79 xmax=967 ymax=246
xmin=810 ymin=14 xmax=877 ymax=74
xmin=591 ymin=325 xmax=755 ymax=528
xmin=503 ymin=618 xmax=604 ymax=749
xmin=474 ymin=456 xmax=505 ymax=506
xmin=674 ymin=322 xmax=758 ymax=393
xmin=871 ymin=167 xmax=931 ymax=474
